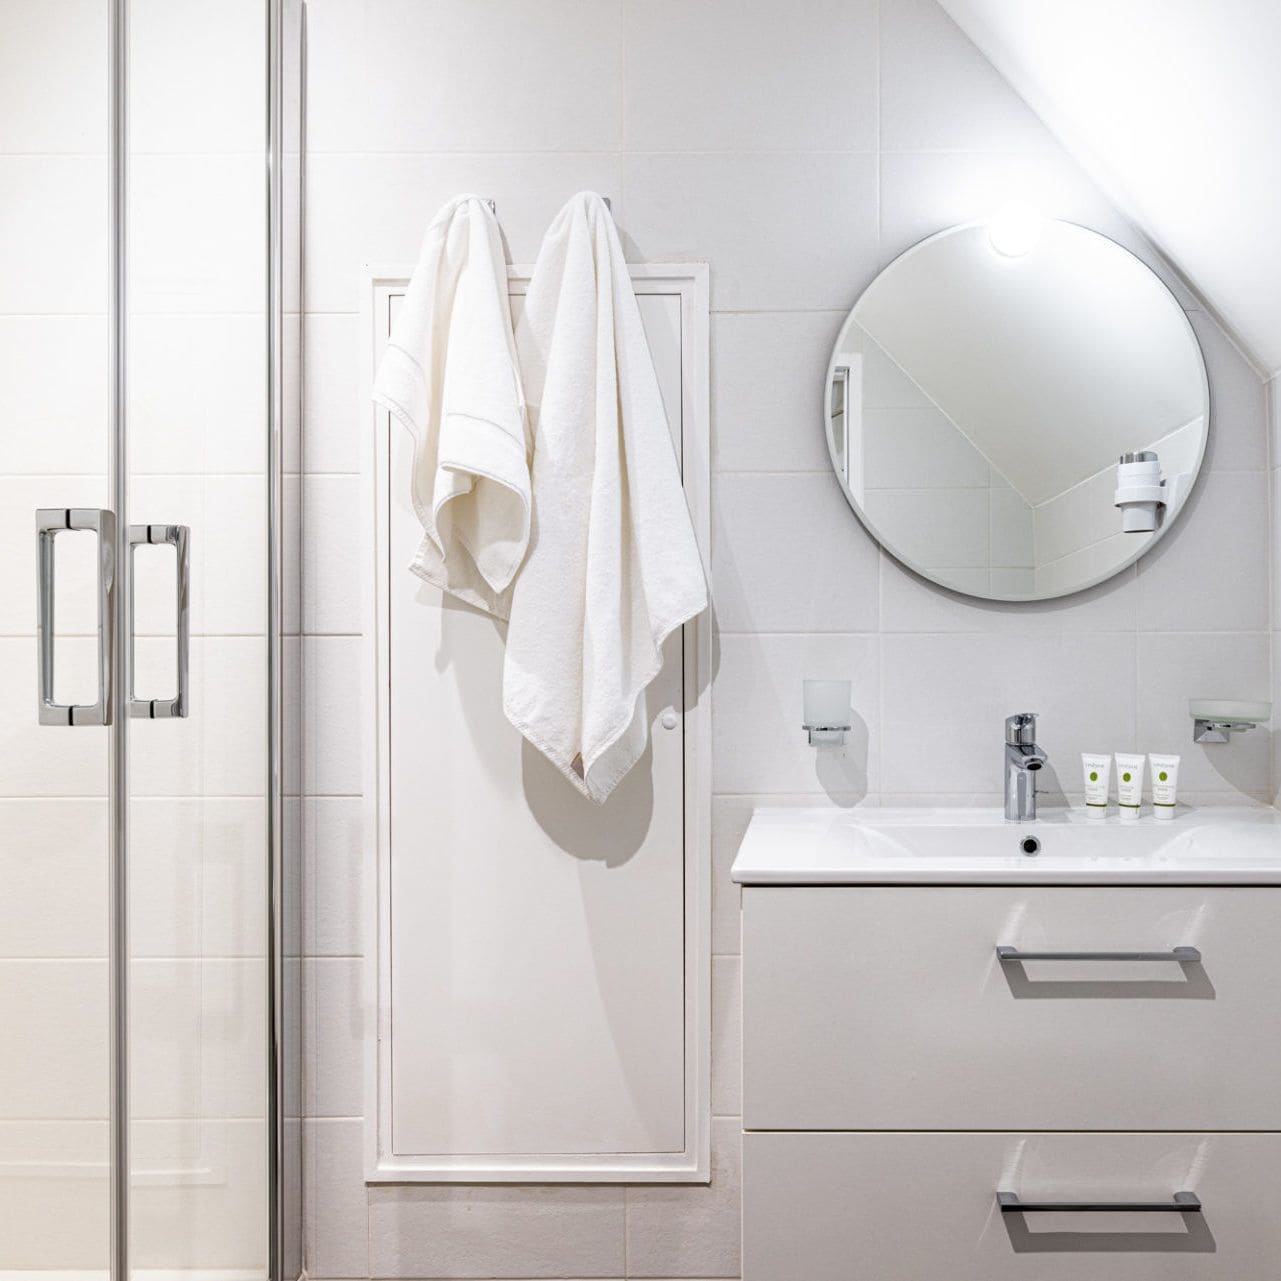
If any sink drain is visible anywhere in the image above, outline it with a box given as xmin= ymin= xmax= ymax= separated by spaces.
xmin=1019 ymin=835 xmax=1041 ymax=856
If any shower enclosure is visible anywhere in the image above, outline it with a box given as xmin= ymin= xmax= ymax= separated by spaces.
xmin=2 ymin=2 xmax=297 ymax=1277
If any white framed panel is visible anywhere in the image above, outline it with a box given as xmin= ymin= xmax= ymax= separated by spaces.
xmin=359 ymin=263 xmax=711 ymax=1183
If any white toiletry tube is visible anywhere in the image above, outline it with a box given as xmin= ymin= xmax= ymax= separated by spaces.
xmin=1149 ymin=754 xmax=1180 ymax=819
xmin=1115 ymin=753 xmax=1146 ymax=819
xmin=1081 ymin=753 xmax=1111 ymax=817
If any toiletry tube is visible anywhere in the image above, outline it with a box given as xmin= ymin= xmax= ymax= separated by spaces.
xmin=1149 ymin=754 xmax=1180 ymax=819
xmin=1081 ymin=753 xmax=1111 ymax=817
xmin=1115 ymin=753 xmax=1146 ymax=819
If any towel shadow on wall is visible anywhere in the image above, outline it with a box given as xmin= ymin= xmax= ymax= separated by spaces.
xmin=436 ymin=589 xmax=713 ymax=867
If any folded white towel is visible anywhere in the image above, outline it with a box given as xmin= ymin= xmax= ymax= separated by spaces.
xmin=504 ymin=193 xmax=708 ymax=803
xmin=373 ymin=194 xmax=529 ymax=619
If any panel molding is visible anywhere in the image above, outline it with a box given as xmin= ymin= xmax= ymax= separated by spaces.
xmin=357 ymin=262 xmax=712 ymax=1182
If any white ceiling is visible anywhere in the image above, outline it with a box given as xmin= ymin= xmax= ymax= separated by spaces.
xmin=938 ymin=0 xmax=1281 ymax=378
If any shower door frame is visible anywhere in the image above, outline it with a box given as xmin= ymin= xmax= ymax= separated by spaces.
xmin=101 ymin=1 xmax=289 ymax=1277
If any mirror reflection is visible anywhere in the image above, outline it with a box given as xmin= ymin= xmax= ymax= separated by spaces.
xmin=826 ymin=214 xmax=1209 ymax=600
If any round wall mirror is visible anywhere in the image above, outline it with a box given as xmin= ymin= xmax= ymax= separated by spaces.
xmin=824 ymin=213 xmax=1210 ymax=601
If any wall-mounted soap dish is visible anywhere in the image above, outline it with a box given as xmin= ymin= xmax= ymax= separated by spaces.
xmin=1190 ymin=699 xmax=1272 ymax=744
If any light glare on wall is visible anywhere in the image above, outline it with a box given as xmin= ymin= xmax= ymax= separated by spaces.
xmin=988 ymin=201 xmax=1044 ymax=258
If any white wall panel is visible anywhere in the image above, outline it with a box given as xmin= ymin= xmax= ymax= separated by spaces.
xmin=364 ymin=267 xmax=711 ymax=1182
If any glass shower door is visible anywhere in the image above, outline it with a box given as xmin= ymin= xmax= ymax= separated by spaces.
xmin=0 ymin=1 xmax=113 ymax=1274
xmin=1 ymin=3 xmax=277 ymax=1279
xmin=125 ymin=1 xmax=271 ymax=1276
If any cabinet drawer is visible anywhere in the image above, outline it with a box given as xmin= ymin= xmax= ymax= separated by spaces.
xmin=743 ymin=887 xmax=1281 ymax=1130
xmin=744 ymin=1131 xmax=1281 ymax=1281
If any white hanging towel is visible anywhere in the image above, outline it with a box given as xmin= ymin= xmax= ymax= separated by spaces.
xmin=504 ymin=192 xmax=708 ymax=803
xmin=372 ymin=194 xmax=529 ymax=619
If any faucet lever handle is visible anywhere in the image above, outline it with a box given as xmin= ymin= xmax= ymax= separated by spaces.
xmin=1006 ymin=712 xmax=1038 ymax=745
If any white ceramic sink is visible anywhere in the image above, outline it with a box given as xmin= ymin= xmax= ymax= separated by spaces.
xmin=731 ymin=806 xmax=1281 ymax=884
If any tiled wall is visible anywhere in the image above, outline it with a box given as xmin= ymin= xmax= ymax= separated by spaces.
xmin=297 ymin=1 xmax=1274 ymax=1277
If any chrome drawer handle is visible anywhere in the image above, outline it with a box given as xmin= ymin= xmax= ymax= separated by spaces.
xmin=996 ymin=945 xmax=1201 ymax=963
xmin=998 ymin=1190 xmax=1201 ymax=1213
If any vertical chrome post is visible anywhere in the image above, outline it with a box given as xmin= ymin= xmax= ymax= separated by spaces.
xmin=266 ymin=0 xmax=286 ymax=1277
xmin=107 ymin=0 xmax=130 ymax=1278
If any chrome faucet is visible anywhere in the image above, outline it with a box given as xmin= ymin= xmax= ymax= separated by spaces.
xmin=1005 ymin=713 xmax=1047 ymax=821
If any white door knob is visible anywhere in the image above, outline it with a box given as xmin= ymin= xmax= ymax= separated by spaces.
xmin=660 ymin=709 xmax=678 ymax=730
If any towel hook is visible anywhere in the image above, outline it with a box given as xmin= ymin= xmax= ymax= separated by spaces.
xmin=484 ymin=196 xmax=612 ymax=216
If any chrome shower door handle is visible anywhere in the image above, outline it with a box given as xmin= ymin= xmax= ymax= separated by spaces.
xmin=128 ymin=523 xmax=190 ymax=719
xmin=36 ymin=508 xmax=117 ymax=726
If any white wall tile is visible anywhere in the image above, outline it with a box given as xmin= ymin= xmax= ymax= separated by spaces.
xmin=305 ymin=153 xmax=622 ymax=313
xmin=130 ymin=155 xmax=265 ymax=314
xmin=1137 ymin=631 xmax=1271 ymax=798
xmin=128 ymin=0 xmax=265 ymax=154
xmin=0 ymin=638 xmax=109 ymax=798
xmin=305 ymin=958 xmax=363 ymax=1118
xmin=367 ymin=1183 xmax=625 ymax=1279
xmin=0 ymin=799 xmax=107 ymax=959
xmin=711 ymin=313 xmax=844 ymax=474
xmin=1034 ymin=475 xmax=1098 ymax=565
xmin=880 ymin=547 xmax=1139 ymax=633
xmin=1189 ymin=309 xmax=1269 ymax=471
xmin=713 ymin=473 xmax=879 ymax=633
xmin=305 ymin=0 xmax=623 ymax=155
xmin=304 ymin=636 xmax=364 ymax=796
xmin=710 ymin=799 xmax=750 ymax=956
xmin=0 ymin=960 xmax=107 ymax=1117
xmin=711 ymin=957 xmax=742 ymax=1117
xmin=283 ymin=635 xmax=302 ymax=797
xmin=624 ymin=0 xmax=876 ymax=152
xmin=863 ymin=486 xmax=989 ymax=569
xmin=713 ymin=633 xmax=879 ymax=797
xmin=129 ymin=315 xmax=267 ymax=475
xmin=131 ymin=958 xmax=268 ymax=1120
xmin=0 ymin=0 xmax=105 ymax=155
xmin=1135 ymin=470 xmax=1270 ymax=631
xmin=130 ymin=798 xmax=267 ymax=958
xmin=881 ymin=631 xmax=1137 ymax=796
xmin=622 ymin=153 xmax=878 ymax=312
xmin=283 ymin=474 xmax=302 ymax=636
xmin=303 ymin=475 xmax=364 ymax=634
xmin=863 ymin=406 xmax=991 ymax=489
xmin=625 ymin=1117 xmax=741 ymax=1279
xmin=1269 ymin=376 xmax=1280 ymax=467
xmin=303 ymin=314 xmax=362 ymax=473
xmin=879 ymin=0 xmax=1055 ymax=153
xmin=131 ymin=474 xmax=267 ymax=636
xmin=989 ymin=487 xmax=1033 ymax=568
xmin=0 ymin=157 xmax=107 ymax=312
xmin=1274 ymin=468 xmax=1281 ymax=632
xmin=304 ymin=1119 xmax=369 ymax=1279
xmin=306 ymin=797 xmax=364 ymax=957
xmin=131 ymin=636 xmax=268 ymax=796
xmin=0 ymin=1120 xmax=108 ymax=1267
xmin=0 ymin=318 xmax=107 ymax=475
xmin=132 ymin=1119 xmax=269 ymax=1272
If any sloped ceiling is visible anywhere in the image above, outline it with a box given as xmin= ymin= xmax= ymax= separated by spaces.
xmin=938 ymin=0 xmax=1281 ymax=378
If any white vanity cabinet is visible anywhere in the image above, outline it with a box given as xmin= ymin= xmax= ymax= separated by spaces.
xmin=735 ymin=808 xmax=1281 ymax=1281
xmin=744 ymin=886 xmax=1281 ymax=1132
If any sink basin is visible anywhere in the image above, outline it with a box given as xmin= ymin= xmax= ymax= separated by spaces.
xmin=730 ymin=806 xmax=1281 ymax=885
